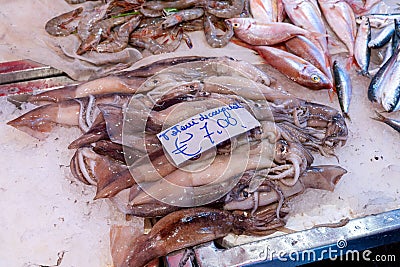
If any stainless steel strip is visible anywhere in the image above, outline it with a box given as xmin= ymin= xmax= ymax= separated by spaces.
xmin=194 ymin=208 xmax=400 ymax=266
xmin=0 ymin=76 xmax=77 ymax=96
xmin=0 ymin=59 xmax=64 ymax=85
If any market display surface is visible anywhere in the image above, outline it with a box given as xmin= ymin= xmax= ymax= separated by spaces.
xmin=0 ymin=0 xmax=400 ymax=266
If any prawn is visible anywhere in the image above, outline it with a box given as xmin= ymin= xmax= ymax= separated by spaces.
xmin=77 ymin=15 xmax=135 ymax=55
xmin=96 ymin=15 xmax=142 ymax=53
xmin=45 ymin=7 xmax=83 ymax=36
xmin=206 ymin=0 xmax=245 ymax=18
xmin=162 ymin=8 xmax=205 ymax=29
xmin=204 ymin=13 xmax=234 ymax=48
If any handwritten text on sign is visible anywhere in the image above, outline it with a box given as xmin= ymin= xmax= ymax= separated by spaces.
xmin=157 ymin=102 xmax=260 ymax=166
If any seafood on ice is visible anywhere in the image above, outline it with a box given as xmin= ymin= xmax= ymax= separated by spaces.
xmin=7 ymin=56 xmax=349 ymax=266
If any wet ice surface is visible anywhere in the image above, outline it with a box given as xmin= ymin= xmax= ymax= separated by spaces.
xmin=266 ymin=62 xmax=400 ymax=230
xmin=1 ymin=0 xmax=400 ymax=265
xmin=0 ymin=99 xmax=142 ymax=267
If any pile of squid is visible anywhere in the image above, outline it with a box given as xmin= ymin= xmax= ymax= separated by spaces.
xmin=46 ymin=0 xmax=248 ymax=55
xmin=7 ymin=56 xmax=348 ymax=267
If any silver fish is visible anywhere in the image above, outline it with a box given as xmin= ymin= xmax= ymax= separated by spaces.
xmin=354 ymin=16 xmax=371 ymax=76
xmin=369 ymin=42 xmax=393 ymax=76
xmin=372 ymin=111 xmax=400 ymax=133
xmin=368 ymin=23 xmax=394 ymax=49
xmin=379 ymin=44 xmax=400 ymax=112
xmin=392 ymin=19 xmax=400 ymax=52
xmin=368 ymin=40 xmax=400 ymax=103
xmin=333 ymin=60 xmax=352 ymax=120
xmin=357 ymin=13 xmax=400 ymax=29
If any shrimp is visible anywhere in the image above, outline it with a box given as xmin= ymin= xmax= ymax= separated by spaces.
xmin=139 ymin=6 xmax=163 ymax=17
xmin=130 ymin=18 xmax=166 ymax=40
xmin=182 ymin=18 xmax=205 ymax=32
xmin=203 ymin=13 xmax=234 ymax=48
xmin=161 ymin=8 xmax=205 ymax=29
xmin=96 ymin=15 xmax=142 ymax=53
xmin=45 ymin=7 xmax=83 ymax=36
xmin=77 ymin=15 xmax=135 ymax=55
xmin=64 ymin=0 xmax=96 ymax=3
xmin=130 ymin=28 xmax=184 ymax=55
xmin=140 ymin=0 xmax=198 ymax=11
xmin=207 ymin=0 xmax=245 ymax=18
xmin=77 ymin=2 xmax=111 ymax=41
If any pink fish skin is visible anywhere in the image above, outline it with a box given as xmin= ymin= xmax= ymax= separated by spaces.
xmin=228 ymin=17 xmax=324 ymax=46
xmin=282 ymin=0 xmax=332 ymax=79
xmin=248 ymin=44 xmax=333 ymax=90
xmin=318 ymin=0 xmax=357 ymax=66
xmin=285 ymin=36 xmax=333 ymax=82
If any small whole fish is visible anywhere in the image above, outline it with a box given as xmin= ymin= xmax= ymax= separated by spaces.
xmin=228 ymin=18 xmax=323 ymax=46
xmin=392 ymin=19 xmax=400 ymax=52
xmin=368 ymin=51 xmax=394 ymax=103
xmin=379 ymin=44 xmax=400 ymax=112
xmin=368 ymin=23 xmax=395 ymax=49
xmin=354 ymin=16 xmax=371 ymax=76
xmin=333 ymin=60 xmax=352 ymax=120
xmin=368 ymin=31 xmax=400 ymax=104
xmin=250 ymin=45 xmax=333 ymax=90
xmin=344 ymin=0 xmax=380 ymax=16
xmin=369 ymin=43 xmax=393 ymax=76
xmin=358 ymin=13 xmax=400 ymax=29
xmin=282 ymin=0 xmax=332 ymax=81
xmin=318 ymin=0 xmax=357 ymax=65
xmin=285 ymin=36 xmax=333 ymax=82
xmin=282 ymin=0 xmax=329 ymax=52
xmin=249 ymin=0 xmax=279 ymax=22
xmin=372 ymin=111 xmax=400 ymax=133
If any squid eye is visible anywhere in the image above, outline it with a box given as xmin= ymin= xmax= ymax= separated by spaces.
xmin=232 ymin=23 xmax=240 ymax=28
xmin=311 ymin=74 xmax=321 ymax=83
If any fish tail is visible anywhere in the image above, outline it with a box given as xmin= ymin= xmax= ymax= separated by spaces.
xmin=371 ymin=110 xmax=386 ymax=122
xmin=343 ymin=112 xmax=352 ymax=122
xmin=356 ymin=69 xmax=371 ymax=78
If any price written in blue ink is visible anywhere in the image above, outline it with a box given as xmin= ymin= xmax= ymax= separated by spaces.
xmin=157 ymin=102 xmax=260 ymax=166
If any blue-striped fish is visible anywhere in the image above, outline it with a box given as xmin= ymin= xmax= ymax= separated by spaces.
xmin=333 ymin=60 xmax=352 ymax=120
xmin=368 ymin=23 xmax=394 ymax=49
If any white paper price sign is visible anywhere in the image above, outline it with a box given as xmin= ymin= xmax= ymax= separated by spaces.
xmin=157 ymin=102 xmax=260 ymax=166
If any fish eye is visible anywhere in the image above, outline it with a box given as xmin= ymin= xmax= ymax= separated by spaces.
xmin=311 ymin=74 xmax=321 ymax=83
xmin=232 ymin=23 xmax=240 ymax=28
